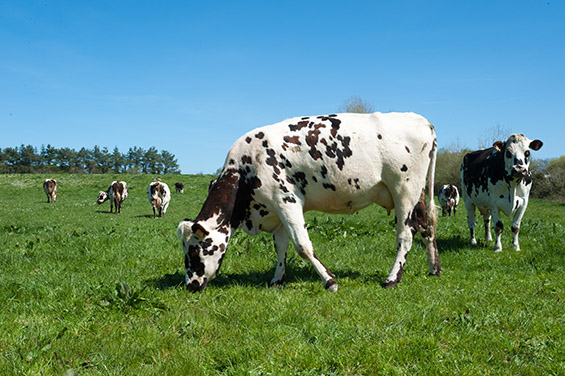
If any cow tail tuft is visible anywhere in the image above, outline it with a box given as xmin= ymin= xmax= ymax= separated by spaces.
xmin=427 ymin=138 xmax=438 ymax=231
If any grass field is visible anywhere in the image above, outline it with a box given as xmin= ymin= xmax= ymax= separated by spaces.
xmin=0 ymin=173 xmax=563 ymax=375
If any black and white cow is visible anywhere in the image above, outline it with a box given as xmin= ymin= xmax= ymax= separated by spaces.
xmin=148 ymin=181 xmax=171 ymax=218
xmin=97 ymin=181 xmax=128 ymax=213
xmin=460 ymin=134 xmax=543 ymax=252
xmin=438 ymin=184 xmax=459 ymax=216
xmin=175 ymin=182 xmax=185 ymax=193
xmin=177 ymin=112 xmax=440 ymax=292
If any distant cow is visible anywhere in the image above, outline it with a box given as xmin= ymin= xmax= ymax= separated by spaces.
xmin=178 ymin=112 xmax=439 ymax=292
xmin=438 ymin=184 xmax=459 ymax=216
xmin=148 ymin=181 xmax=171 ymax=218
xmin=43 ymin=179 xmax=57 ymax=203
xmin=97 ymin=181 xmax=128 ymax=213
xmin=175 ymin=182 xmax=185 ymax=193
xmin=461 ymin=134 xmax=543 ymax=252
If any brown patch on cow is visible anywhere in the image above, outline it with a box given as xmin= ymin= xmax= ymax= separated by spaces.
xmin=405 ymin=146 xmax=410 ymax=153
xmin=288 ymin=121 xmax=309 ymax=132
xmin=241 ymin=155 xmax=252 ymax=165
xmin=255 ymin=132 xmax=265 ymax=139
xmin=378 ymin=134 xmax=382 ymax=140
xmin=245 ymin=137 xmax=252 ymax=144
xmin=283 ymin=135 xmax=301 ymax=145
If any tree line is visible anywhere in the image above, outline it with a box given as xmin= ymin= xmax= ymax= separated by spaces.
xmin=0 ymin=144 xmax=180 ymax=174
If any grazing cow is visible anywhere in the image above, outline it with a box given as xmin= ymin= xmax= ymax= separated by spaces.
xmin=460 ymin=134 xmax=543 ymax=252
xmin=175 ymin=182 xmax=185 ymax=193
xmin=148 ymin=181 xmax=171 ymax=218
xmin=438 ymin=184 xmax=459 ymax=216
xmin=43 ymin=179 xmax=57 ymax=203
xmin=97 ymin=181 xmax=128 ymax=213
xmin=177 ymin=112 xmax=439 ymax=292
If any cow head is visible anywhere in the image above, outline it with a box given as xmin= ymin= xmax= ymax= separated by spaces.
xmin=177 ymin=219 xmax=228 ymax=292
xmin=97 ymin=191 xmax=108 ymax=204
xmin=493 ymin=134 xmax=543 ymax=179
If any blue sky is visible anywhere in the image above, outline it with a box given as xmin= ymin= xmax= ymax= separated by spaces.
xmin=1 ymin=1 xmax=563 ymax=174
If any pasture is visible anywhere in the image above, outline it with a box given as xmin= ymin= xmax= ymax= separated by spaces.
xmin=0 ymin=174 xmax=563 ymax=375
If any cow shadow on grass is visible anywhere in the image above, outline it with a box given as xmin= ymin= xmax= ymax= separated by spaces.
xmin=436 ymin=235 xmax=469 ymax=253
xmin=148 ymin=266 xmax=386 ymax=291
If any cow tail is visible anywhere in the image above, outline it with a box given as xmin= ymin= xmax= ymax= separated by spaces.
xmin=427 ymin=138 xmax=438 ymax=231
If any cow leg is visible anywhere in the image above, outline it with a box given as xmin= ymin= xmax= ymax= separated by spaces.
xmin=482 ymin=211 xmax=493 ymax=242
xmin=491 ymin=209 xmax=503 ymax=252
xmin=278 ymin=203 xmax=337 ymax=292
xmin=511 ymin=200 xmax=528 ymax=251
xmin=384 ymin=215 xmax=413 ymax=288
xmin=465 ymin=201 xmax=477 ymax=245
xmin=270 ymin=225 xmax=289 ymax=286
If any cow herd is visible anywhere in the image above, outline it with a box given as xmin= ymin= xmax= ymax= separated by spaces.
xmin=43 ymin=112 xmax=544 ymax=292
xmin=44 ymin=178 xmax=178 ymax=219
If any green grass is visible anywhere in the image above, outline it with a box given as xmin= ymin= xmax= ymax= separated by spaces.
xmin=0 ymin=174 xmax=563 ymax=375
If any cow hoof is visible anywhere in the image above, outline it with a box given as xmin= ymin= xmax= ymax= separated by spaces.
xmin=494 ymin=247 xmax=502 ymax=253
xmin=325 ymin=279 xmax=338 ymax=292
xmin=512 ymin=244 xmax=520 ymax=251
xmin=429 ymin=271 xmax=440 ymax=278
xmin=382 ymin=280 xmax=398 ymax=288
xmin=269 ymin=278 xmax=286 ymax=288
xmin=470 ymin=239 xmax=477 ymax=246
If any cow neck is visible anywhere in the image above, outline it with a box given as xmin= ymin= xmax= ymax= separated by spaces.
xmin=195 ymin=169 xmax=241 ymax=231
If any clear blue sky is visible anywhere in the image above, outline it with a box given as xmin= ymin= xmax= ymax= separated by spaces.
xmin=2 ymin=1 xmax=563 ymax=174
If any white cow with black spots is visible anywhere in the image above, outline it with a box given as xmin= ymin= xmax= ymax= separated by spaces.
xmin=461 ymin=134 xmax=543 ymax=252
xmin=178 ymin=112 xmax=439 ymax=292
xmin=438 ymin=184 xmax=459 ymax=216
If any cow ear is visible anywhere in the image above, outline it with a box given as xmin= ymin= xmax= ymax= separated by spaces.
xmin=530 ymin=140 xmax=543 ymax=151
xmin=191 ymin=222 xmax=210 ymax=239
xmin=177 ymin=219 xmax=194 ymax=240
xmin=493 ymin=141 xmax=505 ymax=151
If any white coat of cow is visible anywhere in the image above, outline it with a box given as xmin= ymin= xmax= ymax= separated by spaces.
xmin=97 ymin=181 xmax=128 ymax=213
xmin=460 ymin=134 xmax=543 ymax=252
xmin=177 ymin=112 xmax=439 ymax=292
xmin=148 ymin=181 xmax=171 ymax=218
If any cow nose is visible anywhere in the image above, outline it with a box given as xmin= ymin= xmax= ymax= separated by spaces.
xmin=511 ymin=166 xmax=527 ymax=177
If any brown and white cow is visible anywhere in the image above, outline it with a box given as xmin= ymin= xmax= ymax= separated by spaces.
xmin=148 ymin=181 xmax=171 ymax=218
xmin=460 ymin=134 xmax=543 ymax=252
xmin=438 ymin=184 xmax=459 ymax=216
xmin=43 ymin=179 xmax=57 ymax=203
xmin=97 ymin=181 xmax=128 ymax=213
xmin=178 ymin=112 xmax=439 ymax=292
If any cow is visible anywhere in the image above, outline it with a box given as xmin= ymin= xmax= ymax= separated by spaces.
xmin=460 ymin=134 xmax=543 ymax=252
xmin=43 ymin=179 xmax=57 ymax=203
xmin=148 ymin=180 xmax=171 ymax=218
xmin=97 ymin=181 xmax=128 ymax=213
xmin=438 ymin=184 xmax=459 ymax=216
xmin=177 ymin=112 xmax=440 ymax=292
xmin=175 ymin=182 xmax=185 ymax=193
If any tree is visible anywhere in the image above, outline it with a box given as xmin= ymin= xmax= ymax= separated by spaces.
xmin=126 ymin=147 xmax=144 ymax=173
xmin=161 ymin=150 xmax=180 ymax=174
xmin=143 ymin=146 xmax=161 ymax=174
xmin=477 ymin=123 xmax=511 ymax=150
xmin=338 ymin=96 xmax=374 ymax=114
xmin=110 ymin=146 xmax=125 ymax=173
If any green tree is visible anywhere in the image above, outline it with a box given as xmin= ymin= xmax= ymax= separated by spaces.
xmin=161 ymin=150 xmax=180 ymax=174
xmin=110 ymin=146 xmax=125 ymax=173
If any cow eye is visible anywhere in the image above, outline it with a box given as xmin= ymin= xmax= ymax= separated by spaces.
xmin=524 ymin=150 xmax=530 ymax=158
xmin=505 ymin=150 xmax=512 ymax=158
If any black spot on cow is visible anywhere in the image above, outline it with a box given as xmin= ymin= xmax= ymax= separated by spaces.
xmin=329 ymin=118 xmax=341 ymax=138
xmin=499 ymin=195 xmax=504 ymax=199
xmin=241 ymin=155 xmax=252 ymax=165
xmin=312 ymin=176 xmax=318 ymax=183
xmin=378 ymin=134 xmax=382 ymax=140
xmin=292 ymin=171 xmax=308 ymax=195
xmin=301 ymin=117 xmax=309 ymax=120
xmin=283 ymin=135 xmax=301 ymax=145
xmin=283 ymin=196 xmax=297 ymax=204
xmin=320 ymin=165 xmax=328 ymax=179
xmin=259 ymin=209 xmax=269 ymax=217
xmin=405 ymin=146 xmax=411 ymax=153
xmin=255 ymin=132 xmax=265 ymax=139
xmin=245 ymin=137 xmax=252 ymax=144
xmin=262 ymin=140 xmax=269 ymax=148
xmin=229 ymin=159 xmax=235 ymax=165
xmin=323 ymin=183 xmax=336 ymax=191
xmin=401 ymin=164 xmax=408 ymax=172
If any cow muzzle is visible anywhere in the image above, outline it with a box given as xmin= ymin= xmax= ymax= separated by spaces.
xmin=511 ymin=166 xmax=527 ymax=178
xmin=186 ymin=277 xmax=207 ymax=292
